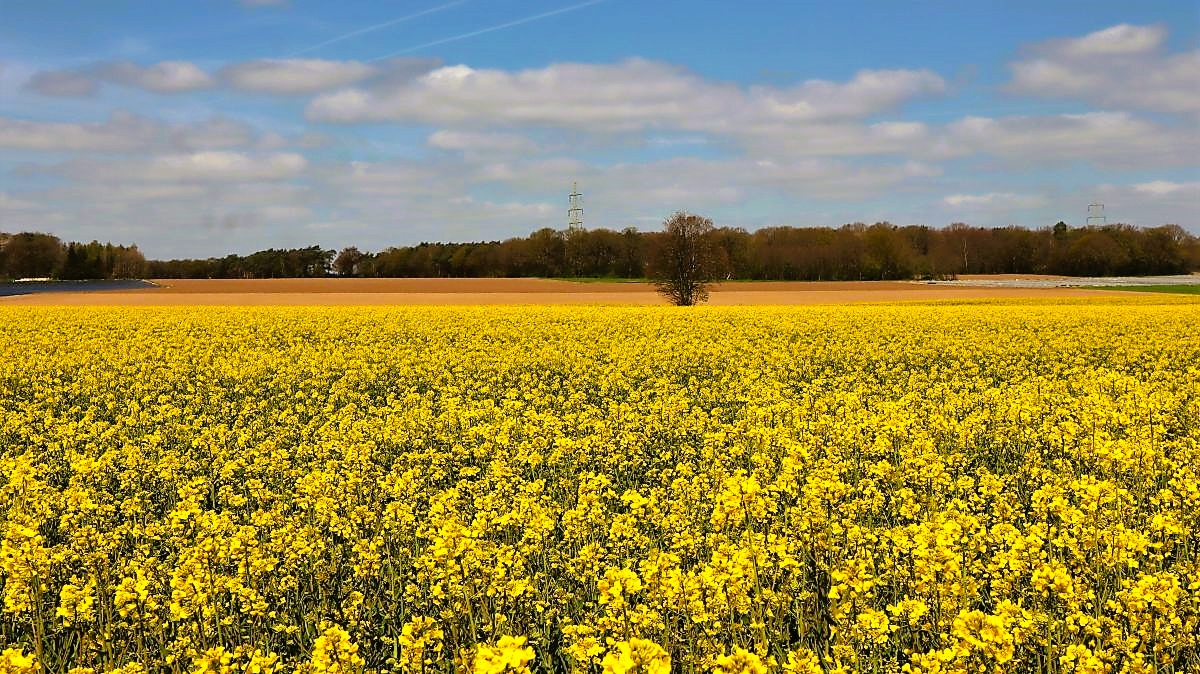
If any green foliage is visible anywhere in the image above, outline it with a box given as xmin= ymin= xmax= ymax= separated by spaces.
xmin=147 ymin=246 xmax=333 ymax=279
xmin=0 ymin=232 xmax=146 ymax=280
xmin=1098 ymin=284 xmax=1200 ymax=295
xmin=6 ymin=221 xmax=1199 ymax=281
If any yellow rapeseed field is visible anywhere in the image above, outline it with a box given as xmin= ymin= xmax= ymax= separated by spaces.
xmin=1 ymin=300 xmax=1198 ymax=674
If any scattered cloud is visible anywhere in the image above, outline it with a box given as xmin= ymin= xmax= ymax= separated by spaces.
xmin=219 ymin=59 xmax=378 ymax=95
xmin=1058 ymin=23 xmax=1167 ymax=56
xmin=933 ymin=111 xmax=1200 ymax=168
xmin=470 ymin=154 xmax=941 ymax=203
xmin=169 ymin=117 xmax=257 ymax=151
xmin=1133 ymin=180 xmax=1200 ymax=196
xmin=1093 ymin=180 xmax=1200 ymax=226
xmin=307 ymin=59 xmax=946 ymax=131
xmin=0 ymin=192 xmax=45 ymax=212
xmin=259 ymin=204 xmax=312 ymax=220
xmin=428 ymin=130 xmax=538 ymax=154
xmin=49 ymin=151 xmax=309 ymax=183
xmin=19 ymin=57 xmax=441 ymax=98
xmin=647 ymin=135 xmax=709 ymax=147
xmin=942 ymin=192 xmax=1049 ymax=209
xmin=747 ymin=70 xmax=947 ymax=123
xmin=22 ymin=70 xmax=98 ymax=97
xmin=0 ymin=112 xmax=161 ymax=152
xmin=5 ymin=20 xmax=1198 ymax=252
xmin=0 ymin=112 xmax=289 ymax=154
xmin=95 ymin=60 xmax=216 ymax=93
xmin=255 ymin=130 xmax=328 ymax=150
xmin=321 ymin=159 xmax=462 ymax=199
xmin=6 ymin=180 xmax=318 ymax=251
xmin=739 ymin=120 xmax=932 ymax=158
xmin=1007 ymin=23 xmax=1200 ymax=115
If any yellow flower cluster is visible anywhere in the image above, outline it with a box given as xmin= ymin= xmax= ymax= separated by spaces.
xmin=473 ymin=636 xmax=535 ymax=674
xmin=600 ymin=638 xmax=670 ymax=674
xmin=1 ymin=299 xmax=1198 ymax=673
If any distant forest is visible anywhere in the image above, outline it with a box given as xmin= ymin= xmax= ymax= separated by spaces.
xmin=3 ymin=222 xmax=1198 ymax=282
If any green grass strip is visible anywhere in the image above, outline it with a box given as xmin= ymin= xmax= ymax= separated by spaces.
xmin=1097 ymin=284 xmax=1200 ymax=295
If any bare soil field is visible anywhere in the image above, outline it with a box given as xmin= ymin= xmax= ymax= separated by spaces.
xmin=0 ymin=277 xmax=1130 ymax=306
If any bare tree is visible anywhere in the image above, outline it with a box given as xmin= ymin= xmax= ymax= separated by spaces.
xmin=334 ymin=246 xmax=366 ymax=277
xmin=651 ymin=211 xmax=720 ymax=306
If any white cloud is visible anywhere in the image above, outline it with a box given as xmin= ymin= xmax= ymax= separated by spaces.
xmin=259 ymin=205 xmax=312 ymax=220
xmin=934 ymin=111 xmax=1199 ymax=168
xmin=472 ymin=157 xmax=587 ymax=188
xmin=9 ymin=34 xmax=1197 ymax=252
xmin=321 ymin=160 xmax=462 ymax=200
xmin=307 ymin=59 xmax=945 ymax=131
xmin=0 ymin=112 xmax=161 ymax=152
xmin=1133 ymin=180 xmax=1200 ymax=196
xmin=0 ymin=192 xmax=45 ymax=212
xmin=303 ymin=160 xmax=562 ymax=243
xmin=10 ymin=179 xmax=318 ymax=251
xmin=428 ymin=130 xmax=537 ymax=154
xmin=454 ymin=198 xmax=556 ymax=221
xmin=739 ymin=120 xmax=932 ymax=157
xmin=95 ymin=60 xmax=215 ymax=93
xmin=52 ymin=151 xmax=309 ymax=183
xmin=296 ymin=152 xmax=946 ymax=253
xmin=219 ymin=59 xmax=377 ymax=95
xmin=747 ymin=70 xmax=946 ymax=123
xmin=942 ymin=192 xmax=1049 ymax=209
xmin=23 ymin=70 xmax=98 ymax=97
xmin=647 ymin=135 xmax=709 ymax=147
xmin=1060 ymin=24 xmax=1166 ymax=56
xmin=18 ymin=143 xmax=1197 ymax=257
xmin=39 ymin=183 xmax=209 ymax=203
xmin=1007 ymin=23 xmax=1200 ymax=115
xmin=926 ymin=182 xmax=1199 ymax=230
xmin=142 ymin=151 xmax=308 ymax=182
xmin=169 ymin=117 xmax=256 ymax=151
xmin=255 ymin=130 xmax=328 ymax=150
xmin=254 ymin=131 xmax=292 ymax=150
xmin=0 ymin=113 xmax=280 ymax=153
xmin=1093 ymin=181 xmax=1200 ymax=227
xmin=20 ymin=56 xmax=435 ymax=98
xmin=302 ymin=154 xmax=949 ymax=249
xmin=470 ymin=155 xmax=941 ymax=203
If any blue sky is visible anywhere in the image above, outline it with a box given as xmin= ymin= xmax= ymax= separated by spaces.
xmin=1 ymin=0 xmax=1197 ymax=257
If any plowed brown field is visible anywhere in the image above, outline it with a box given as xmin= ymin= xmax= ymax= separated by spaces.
xmin=0 ymin=277 xmax=1126 ymax=305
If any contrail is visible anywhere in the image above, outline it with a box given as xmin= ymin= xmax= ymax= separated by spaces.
xmin=285 ymin=0 xmax=471 ymax=58
xmin=370 ymin=0 xmax=608 ymax=60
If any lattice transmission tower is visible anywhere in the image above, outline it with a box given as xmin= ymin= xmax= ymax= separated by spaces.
xmin=1087 ymin=203 xmax=1106 ymax=226
xmin=568 ymin=182 xmax=583 ymax=230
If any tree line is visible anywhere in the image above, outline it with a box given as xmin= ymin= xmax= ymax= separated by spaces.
xmin=145 ymin=246 xmax=333 ymax=280
xmin=329 ymin=221 xmax=1199 ymax=280
xmin=0 ymin=232 xmax=147 ymax=281
xmin=3 ymin=221 xmax=1198 ymax=282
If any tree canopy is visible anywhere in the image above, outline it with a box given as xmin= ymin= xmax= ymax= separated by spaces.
xmin=3 ymin=221 xmax=1198 ymax=281
xmin=650 ymin=211 xmax=721 ymax=306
